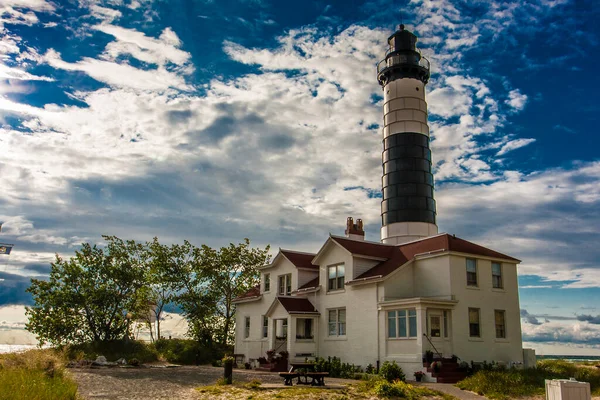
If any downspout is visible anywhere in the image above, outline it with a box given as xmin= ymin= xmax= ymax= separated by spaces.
xmin=314 ymin=290 xmax=319 ymax=358
xmin=376 ymin=283 xmax=380 ymax=368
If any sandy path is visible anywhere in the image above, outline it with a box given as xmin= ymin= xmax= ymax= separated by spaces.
xmin=70 ymin=365 xmax=282 ymax=400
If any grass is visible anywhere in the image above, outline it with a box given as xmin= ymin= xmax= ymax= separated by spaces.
xmin=456 ymin=360 xmax=600 ymax=400
xmin=197 ymin=376 xmax=455 ymax=400
xmin=0 ymin=349 xmax=78 ymax=400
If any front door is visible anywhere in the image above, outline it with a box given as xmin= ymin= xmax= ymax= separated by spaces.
xmin=427 ymin=310 xmax=452 ymax=357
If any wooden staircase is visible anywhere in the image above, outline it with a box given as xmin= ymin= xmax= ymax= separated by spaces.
xmin=424 ymin=358 xmax=468 ymax=383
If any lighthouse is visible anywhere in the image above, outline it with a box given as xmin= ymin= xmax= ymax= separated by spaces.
xmin=377 ymin=25 xmax=438 ymax=245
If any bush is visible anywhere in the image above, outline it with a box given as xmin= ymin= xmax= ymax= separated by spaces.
xmin=152 ymin=338 xmax=225 ymax=365
xmin=0 ymin=349 xmax=78 ymax=400
xmin=312 ymin=356 xmax=363 ymax=378
xmin=379 ymin=360 xmax=405 ymax=382
xmin=64 ymin=340 xmax=159 ymax=364
xmin=373 ymin=379 xmax=435 ymax=399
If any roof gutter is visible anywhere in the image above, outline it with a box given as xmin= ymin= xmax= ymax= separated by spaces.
xmin=346 ymin=275 xmax=384 ymax=286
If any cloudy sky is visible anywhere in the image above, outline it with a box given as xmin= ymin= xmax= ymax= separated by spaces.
xmin=0 ymin=0 xmax=599 ymax=355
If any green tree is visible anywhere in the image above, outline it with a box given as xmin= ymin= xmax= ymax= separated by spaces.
xmin=202 ymin=239 xmax=270 ymax=345
xmin=25 ymin=236 xmax=148 ymax=346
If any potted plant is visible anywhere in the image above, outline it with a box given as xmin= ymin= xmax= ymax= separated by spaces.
xmin=424 ymin=350 xmax=434 ymax=364
xmin=244 ymin=362 xmax=251 ymax=370
xmin=414 ymin=371 xmax=425 ymax=382
xmin=266 ymin=350 xmax=276 ymax=363
xmin=451 ymin=354 xmax=458 ymax=362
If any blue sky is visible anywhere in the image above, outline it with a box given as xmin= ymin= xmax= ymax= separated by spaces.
xmin=0 ymin=0 xmax=599 ymax=355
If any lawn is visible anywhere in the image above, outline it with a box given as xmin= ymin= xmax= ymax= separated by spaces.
xmin=456 ymin=360 xmax=600 ymax=400
xmin=197 ymin=377 xmax=457 ymax=400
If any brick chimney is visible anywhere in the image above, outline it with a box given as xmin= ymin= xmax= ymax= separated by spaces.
xmin=345 ymin=217 xmax=365 ymax=241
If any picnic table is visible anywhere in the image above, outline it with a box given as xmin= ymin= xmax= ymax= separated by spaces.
xmin=279 ymin=363 xmax=328 ymax=386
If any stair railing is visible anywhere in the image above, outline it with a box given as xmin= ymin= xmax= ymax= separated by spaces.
xmin=423 ymin=333 xmax=443 ymax=360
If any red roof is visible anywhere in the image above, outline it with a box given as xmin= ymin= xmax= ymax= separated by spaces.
xmin=352 ymin=233 xmax=520 ymax=280
xmin=281 ymin=250 xmax=318 ymax=270
xmin=330 ymin=236 xmax=395 ymax=259
xmin=298 ymin=276 xmax=319 ymax=290
xmin=277 ymin=297 xmax=319 ymax=314
xmin=232 ymin=285 xmax=260 ymax=302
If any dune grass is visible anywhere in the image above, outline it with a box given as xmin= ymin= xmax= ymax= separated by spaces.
xmin=0 ymin=349 xmax=78 ymax=400
xmin=456 ymin=360 xmax=600 ymax=400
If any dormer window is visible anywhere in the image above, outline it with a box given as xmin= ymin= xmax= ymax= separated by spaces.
xmin=328 ymin=264 xmax=345 ymax=291
xmin=264 ymin=273 xmax=270 ymax=292
xmin=278 ymin=274 xmax=291 ymax=296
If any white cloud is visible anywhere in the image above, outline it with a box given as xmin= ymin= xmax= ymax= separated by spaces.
xmin=497 ymin=138 xmax=536 ymax=156
xmin=506 ymin=89 xmax=528 ymax=111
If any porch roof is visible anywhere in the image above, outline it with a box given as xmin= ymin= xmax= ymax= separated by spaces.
xmin=267 ymin=296 xmax=320 ymax=315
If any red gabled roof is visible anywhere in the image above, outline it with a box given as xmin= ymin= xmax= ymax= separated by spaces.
xmin=277 ymin=297 xmax=319 ymax=314
xmin=232 ymin=285 xmax=261 ymax=302
xmin=330 ymin=236 xmax=395 ymax=259
xmin=281 ymin=250 xmax=318 ymax=270
xmin=352 ymin=233 xmax=520 ymax=280
xmin=298 ymin=276 xmax=319 ymax=290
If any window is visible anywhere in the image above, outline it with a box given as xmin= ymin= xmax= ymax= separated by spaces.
xmin=466 ymin=258 xmax=478 ymax=286
xmin=492 ymin=263 xmax=503 ymax=289
xmin=443 ymin=311 xmax=449 ymax=338
xmin=282 ymin=319 xmax=288 ymax=338
xmin=495 ymin=310 xmax=506 ymax=339
xmin=430 ymin=315 xmax=441 ymax=337
xmin=328 ymin=264 xmax=345 ymax=291
xmin=262 ymin=316 xmax=268 ymax=338
xmin=387 ymin=309 xmax=417 ymax=338
xmin=469 ymin=308 xmax=480 ymax=337
xmin=244 ymin=316 xmax=250 ymax=339
xmin=264 ymin=273 xmax=270 ymax=292
xmin=278 ymin=274 xmax=291 ymax=295
xmin=328 ymin=308 xmax=346 ymax=336
xmin=296 ymin=318 xmax=313 ymax=340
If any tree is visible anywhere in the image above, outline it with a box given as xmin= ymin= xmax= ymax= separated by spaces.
xmin=202 ymin=239 xmax=270 ymax=346
xmin=25 ymin=236 xmax=148 ymax=346
xmin=134 ymin=237 xmax=178 ymax=341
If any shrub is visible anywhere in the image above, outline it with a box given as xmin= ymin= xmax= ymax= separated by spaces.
xmin=152 ymin=339 xmax=224 ymax=365
xmin=64 ymin=339 xmax=159 ymax=364
xmin=365 ymin=363 xmax=376 ymax=374
xmin=373 ymin=379 xmax=433 ymax=399
xmin=311 ymin=356 xmax=363 ymax=378
xmin=0 ymin=349 xmax=78 ymax=400
xmin=379 ymin=360 xmax=405 ymax=382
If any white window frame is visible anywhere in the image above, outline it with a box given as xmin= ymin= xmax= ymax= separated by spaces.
xmin=262 ymin=315 xmax=268 ymax=338
xmin=387 ymin=308 xmax=417 ymax=339
xmin=296 ymin=318 xmax=314 ymax=340
xmin=492 ymin=262 xmax=503 ymax=289
xmin=327 ymin=263 xmax=345 ymax=291
xmin=244 ymin=316 xmax=250 ymax=339
xmin=328 ymin=308 xmax=346 ymax=336
xmin=264 ymin=273 xmax=270 ymax=292
xmin=469 ymin=308 xmax=480 ymax=338
xmin=278 ymin=273 xmax=292 ymax=295
xmin=495 ymin=310 xmax=506 ymax=339
xmin=466 ymin=258 xmax=478 ymax=287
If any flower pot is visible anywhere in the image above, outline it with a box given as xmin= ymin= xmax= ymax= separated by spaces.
xmin=415 ymin=376 xmax=422 ymax=382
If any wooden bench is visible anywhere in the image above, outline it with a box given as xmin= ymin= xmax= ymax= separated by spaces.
xmin=278 ymin=372 xmax=299 ymax=386
xmin=306 ymin=372 xmax=328 ymax=386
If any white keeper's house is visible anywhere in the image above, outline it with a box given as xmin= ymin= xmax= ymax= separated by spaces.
xmin=233 ymin=25 xmax=528 ymax=381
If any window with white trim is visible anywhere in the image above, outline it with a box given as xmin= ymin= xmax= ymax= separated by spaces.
xmin=387 ymin=309 xmax=417 ymax=338
xmin=296 ymin=318 xmax=314 ymax=340
xmin=278 ymin=274 xmax=291 ymax=295
xmin=495 ymin=310 xmax=506 ymax=339
xmin=262 ymin=315 xmax=268 ymax=338
xmin=264 ymin=273 xmax=270 ymax=292
xmin=492 ymin=262 xmax=503 ymax=289
xmin=244 ymin=316 xmax=250 ymax=339
xmin=466 ymin=258 xmax=478 ymax=286
xmin=469 ymin=308 xmax=480 ymax=337
xmin=327 ymin=264 xmax=345 ymax=291
xmin=328 ymin=308 xmax=346 ymax=336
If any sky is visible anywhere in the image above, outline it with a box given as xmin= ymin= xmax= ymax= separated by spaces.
xmin=0 ymin=0 xmax=599 ymax=355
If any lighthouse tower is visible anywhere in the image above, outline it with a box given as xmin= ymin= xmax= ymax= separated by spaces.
xmin=377 ymin=25 xmax=438 ymax=245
